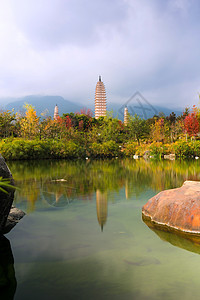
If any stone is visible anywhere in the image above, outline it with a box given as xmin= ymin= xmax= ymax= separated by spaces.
xmin=0 ymin=154 xmax=13 ymax=180
xmin=142 ymin=181 xmax=200 ymax=234
xmin=3 ymin=206 xmax=25 ymax=234
xmin=163 ymin=154 xmax=175 ymax=160
xmin=143 ymin=150 xmax=150 ymax=159
xmin=0 ymin=154 xmax=15 ymax=233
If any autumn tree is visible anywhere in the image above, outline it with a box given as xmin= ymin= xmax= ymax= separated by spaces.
xmin=76 ymin=108 xmax=93 ymax=118
xmin=17 ymin=103 xmax=40 ymax=139
xmin=39 ymin=117 xmax=59 ymax=139
xmin=41 ymin=116 xmax=73 ymax=140
xmin=151 ymin=118 xmax=166 ymax=143
xmin=64 ymin=115 xmax=72 ymax=129
xmin=62 ymin=109 xmax=94 ymax=132
xmin=184 ymin=106 xmax=199 ymax=139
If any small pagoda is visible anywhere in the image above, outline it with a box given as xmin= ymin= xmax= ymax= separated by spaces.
xmin=54 ymin=104 xmax=59 ymax=120
xmin=124 ymin=106 xmax=129 ymax=126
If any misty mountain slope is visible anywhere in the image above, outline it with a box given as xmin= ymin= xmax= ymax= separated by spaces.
xmin=106 ymin=103 xmax=182 ymax=120
xmin=5 ymin=95 xmax=83 ymax=117
xmin=4 ymin=94 xmax=182 ymax=119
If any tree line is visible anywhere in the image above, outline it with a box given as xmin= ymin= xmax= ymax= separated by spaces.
xmin=0 ymin=103 xmax=200 ymax=159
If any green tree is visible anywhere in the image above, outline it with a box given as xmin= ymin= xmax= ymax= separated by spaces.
xmin=127 ymin=114 xmax=149 ymax=145
xmin=0 ymin=110 xmax=16 ymax=138
xmin=88 ymin=115 xmax=124 ymax=145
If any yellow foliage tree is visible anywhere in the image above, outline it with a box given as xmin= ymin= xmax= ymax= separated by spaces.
xmin=41 ymin=117 xmax=59 ymax=139
xmin=18 ymin=103 xmax=40 ymax=139
xmin=151 ymin=118 xmax=167 ymax=143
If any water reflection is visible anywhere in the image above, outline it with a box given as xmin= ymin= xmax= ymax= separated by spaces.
xmin=96 ymin=190 xmax=108 ymax=231
xmin=143 ymin=216 xmax=200 ymax=255
xmin=0 ymin=235 xmax=16 ymax=299
xmin=7 ymin=158 xmax=200 ymax=229
xmin=42 ymin=190 xmax=73 ymax=208
xmin=125 ymin=180 xmax=129 ymax=199
xmin=6 ymin=158 xmax=200 ymax=300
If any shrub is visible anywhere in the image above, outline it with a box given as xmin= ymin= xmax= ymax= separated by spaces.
xmin=149 ymin=142 xmax=164 ymax=157
xmin=135 ymin=144 xmax=149 ymax=156
xmin=173 ymin=140 xmax=193 ymax=158
xmin=50 ymin=140 xmax=85 ymax=159
xmin=163 ymin=143 xmax=174 ymax=155
xmin=122 ymin=142 xmax=137 ymax=156
xmin=0 ymin=139 xmax=85 ymax=160
xmin=192 ymin=140 xmax=200 ymax=157
xmin=89 ymin=140 xmax=120 ymax=157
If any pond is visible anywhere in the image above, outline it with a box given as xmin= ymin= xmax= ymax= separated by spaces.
xmin=3 ymin=158 xmax=200 ymax=300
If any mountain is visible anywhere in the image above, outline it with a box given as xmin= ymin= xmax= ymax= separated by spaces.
xmin=3 ymin=94 xmax=182 ymax=120
xmin=4 ymin=95 xmax=83 ymax=117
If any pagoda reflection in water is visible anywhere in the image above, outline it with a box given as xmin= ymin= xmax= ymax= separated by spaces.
xmin=96 ymin=190 xmax=108 ymax=231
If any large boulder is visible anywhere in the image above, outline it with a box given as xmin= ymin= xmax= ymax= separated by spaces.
xmin=0 ymin=235 xmax=16 ymax=297
xmin=0 ymin=154 xmax=15 ymax=233
xmin=142 ymin=181 xmax=200 ymax=234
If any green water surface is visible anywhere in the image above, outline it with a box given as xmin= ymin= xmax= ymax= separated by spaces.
xmin=4 ymin=158 xmax=200 ymax=300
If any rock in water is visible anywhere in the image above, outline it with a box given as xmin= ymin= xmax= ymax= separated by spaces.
xmin=3 ymin=206 xmax=26 ymax=234
xmin=0 ymin=154 xmax=15 ymax=233
xmin=142 ymin=181 xmax=200 ymax=234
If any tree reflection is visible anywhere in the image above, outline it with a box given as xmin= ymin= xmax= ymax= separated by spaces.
xmin=8 ymin=158 xmax=200 ymax=212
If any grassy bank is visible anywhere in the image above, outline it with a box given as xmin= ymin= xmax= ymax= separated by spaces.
xmin=1 ymin=138 xmax=200 ymax=160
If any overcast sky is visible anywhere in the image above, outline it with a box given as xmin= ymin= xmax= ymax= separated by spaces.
xmin=0 ymin=0 xmax=199 ymax=108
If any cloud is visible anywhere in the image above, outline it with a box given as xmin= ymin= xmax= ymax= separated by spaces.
xmin=0 ymin=0 xmax=199 ymax=109
xmin=10 ymin=0 xmax=128 ymax=49
xmin=168 ymin=0 xmax=191 ymax=15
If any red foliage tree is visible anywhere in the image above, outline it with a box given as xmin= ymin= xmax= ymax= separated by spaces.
xmin=184 ymin=106 xmax=199 ymax=137
xmin=76 ymin=108 xmax=93 ymax=117
xmin=79 ymin=120 xmax=84 ymax=131
xmin=56 ymin=116 xmax=64 ymax=124
xmin=64 ymin=115 xmax=72 ymax=129
xmin=118 ymin=120 xmax=124 ymax=129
